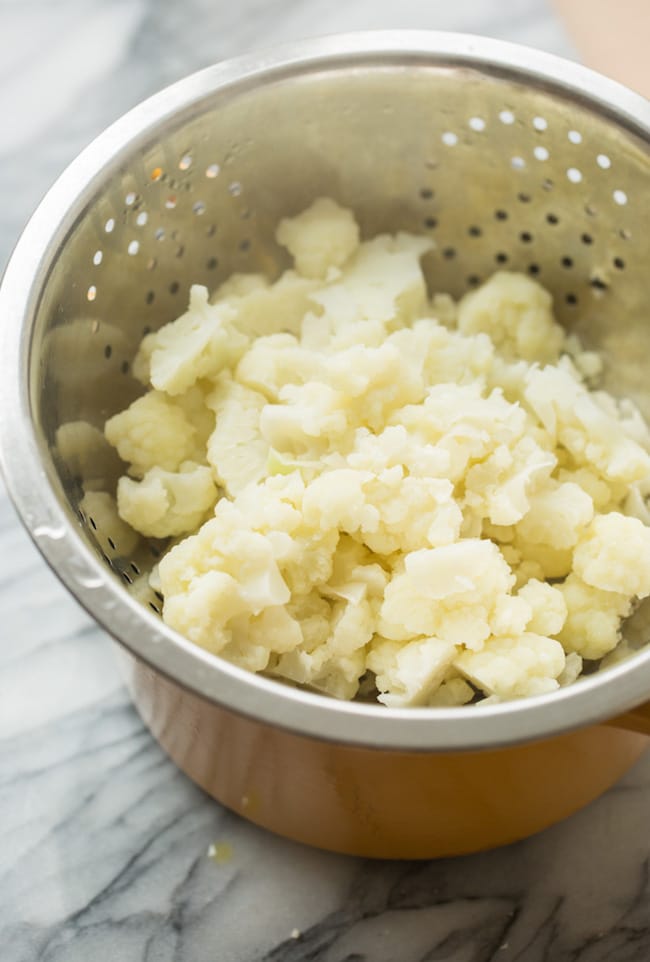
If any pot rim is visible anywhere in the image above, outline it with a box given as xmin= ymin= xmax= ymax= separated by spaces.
xmin=2 ymin=30 xmax=650 ymax=752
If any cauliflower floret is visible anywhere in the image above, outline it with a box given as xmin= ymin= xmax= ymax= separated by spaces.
xmin=463 ymin=436 xmax=556 ymax=526
xmin=573 ymin=512 xmax=650 ymax=597
xmin=236 ymin=334 xmax=323 ymax=401
xmin=309 ymin=231 xmax=433 ymax=333
xmin=133 ymin=285 xmax=248 ymax=394
xmin=275 ymin=599 xmax=374 ymax=699
xmin=117 ymin=462 xmax=217 ymax=538
xmin=322 ymin=536 xmax=389 ymax=607
xmin=223 ymin=605 xmax=303 ymax=672
xmin=174 ymin=384 xmax=216 ymax=460
xmin=458 ymin=271 xmax=565 ymax=363
xmin=557 ymin=573 xmax=633 ymax=660
xmin=367 ymin=636 xmax=459 ymax=707
xmin=105 ymin=391 xmax=198 ymax=475
xmin=217 ymin=270 xmax=320 ymax=338
xmin=558 ymin=651 xmax=583 ymax=686
xmin=516 ymin=481 xmax=594 ymax=550
xmin=212 ymin=272 xmax=269 ymax=301
xmin=79 ymin=490 xmax=140 ymax=556
xmin=218 ymin=474 xmax=340 ymax=598
xmin=260 ymin=382 xmax=349 ymax=455
xmin=556 ymin=466 xmax=618 ymax=511
xmin=518 ymin=578 xmax=567 ymax=636
xmin=419 ymin=323 xmax=495 ymax=387
xmin=344 ymin=425 xmax=450 ymax=479
xmin=427 ymin=676 xmax=475 ymax=706
xmin=206 ymin=375 xmax=269 ymax=495
xmin=162 ymin=569 xmax=247 ymax=653
xmin=380 ymin=540 xmax=515 ymax=648
xmin=276 ymin=197 xmax=360 ymax=280
xmin=524 ymin=365 xmax=650 ymax=484
xmin=393 ymin=383 xmax=527 ymax=483
xmin=455 ymin=633 xmax=565 ymax=699
xmin=302 ymin=467 xmax=461 ymax=555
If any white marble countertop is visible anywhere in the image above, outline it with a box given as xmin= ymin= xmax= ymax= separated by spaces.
xmin=1 ymin=1 xmax=649 ymax=960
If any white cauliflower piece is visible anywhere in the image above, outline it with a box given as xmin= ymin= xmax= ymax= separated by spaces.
xmin=206 ymin=376 xmax=269 ymax=495
xmin=463 ymin=436 xmax=556 ymax=526
xmin=518 ymin=578 xmax=567 ymax=636
xmin=302 ymin=467 xmax=462 ymax=555
xmin=105 ymin=391 xmax=198 ymax=475
xmin=344 ymin=425 xmax=450 ymax=479
xmin=573 ymin=512 xmax=650 ymax=597
xmin=393 ymin=383 xmax=527 ymax=483
xmin=175 ymin=384 xmax=215 ymax=460
xmin=218 ymin=474 xmax=339 ymax=598
xmin=275 ymin=599 xmax=374 ymax=699
xmin=310 ymin=232 xmax=433 ymax=332
xmin=516 ymin=481 xmax=594 ymax=550
xmin=455 ymin=633 xmax=565 ymax=698
xmin=212 ymin=272 xmax=269 ymax=301
xmin=218 ymin=270 xmax=320 ymax=338
xmin=380 ymin=540 xmax=515 ymax=648
xmin=427 ymin=676 xmax=475 ymax=706
xmin=417 ymin=322 xmax=495 ymax=387
xmin=458 ymin=271 xmax=565 ymax=363
xmin=557 ymin=573 xmax=632 ymax=659
xmin=117 ymin=462 xmax=217 ymax=538
xmin=525 ymin=365 xmax=650 ymax=484
xmin=276 ymin=197 xmax=360 ymax=280
xmin=556 ymin=466 xmax=617 ymax=511
xmin=260 ymin=382 xmax=349 ymax=455
xmin=322 ymin=536 xmax=389 ymax=607
xmin=558 ymin=651 xmax=583 ymax=686
xmin=79 ymin=490 xmax=140 ymax=556
xmin=367 ymin=636 xmax=459 ymax=707
xmin=236 ymin=334 xmax=323 ymax=400
xmin=133 ymin=285 xmax=248 ymax=394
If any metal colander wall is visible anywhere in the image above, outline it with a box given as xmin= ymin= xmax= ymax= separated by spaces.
xmin=30 ymin=54 xmax=650 ymax=621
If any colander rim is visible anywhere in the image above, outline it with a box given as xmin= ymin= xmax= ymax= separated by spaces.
xmin=1 ymin=29 xmax=650 ymax=752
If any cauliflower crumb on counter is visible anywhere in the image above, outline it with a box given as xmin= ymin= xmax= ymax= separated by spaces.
xmin=103 ymin=197 xmax=650 ymax=707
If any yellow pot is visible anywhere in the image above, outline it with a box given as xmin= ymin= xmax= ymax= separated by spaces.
xmin=118 ymin=651 xmax=650 ymax=858
xmin=2 ymin=33 xmax=650 ymax=860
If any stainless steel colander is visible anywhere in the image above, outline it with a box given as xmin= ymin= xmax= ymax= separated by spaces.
xmin=2 ymin=32 xmax=650 ymax=858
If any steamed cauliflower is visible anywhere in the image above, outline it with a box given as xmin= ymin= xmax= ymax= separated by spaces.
xmin=105 ymin=391 xmax=201 ymax=475
xmin=275 ymin=197 xmax=360 ymax=279
xmin=103 ymin=197 xmax=650 ymax=707
xmin=117 ymin=463 xmax=217 ymax=538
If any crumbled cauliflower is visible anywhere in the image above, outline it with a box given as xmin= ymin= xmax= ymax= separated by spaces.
xmin=458 ymin=271 xmax=565 ymax=363
xmin=275 ymin=197 xmax=360 ymax=279
xmin=216 ymin=270 xmax=320 ymax=339
xmin=367 ymin=636 xmax=458 ymax=707
xmin=518 ymin=579 xmax=567 ymax=636
xmin=516 ymin=481 xmax=594 ymax=549
xmin=455 ymin=633 xmax=566 ymax=699
xmin=558 ymin=573 xmax=633 ymax=660
xmin=133 ymin=285 xmax=248 ymax=394
xmin=103 ymin=198 xmax=650 ymax=706
xmin=573 ymin=513 xmax=650 ymax=597
xmin=117 ymin=462 xmax=217 ymax=538
xmin=105 ymin=391 xmax=200 ymax=475
xmin=206 ymin=375 xmax=269 ymax=495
